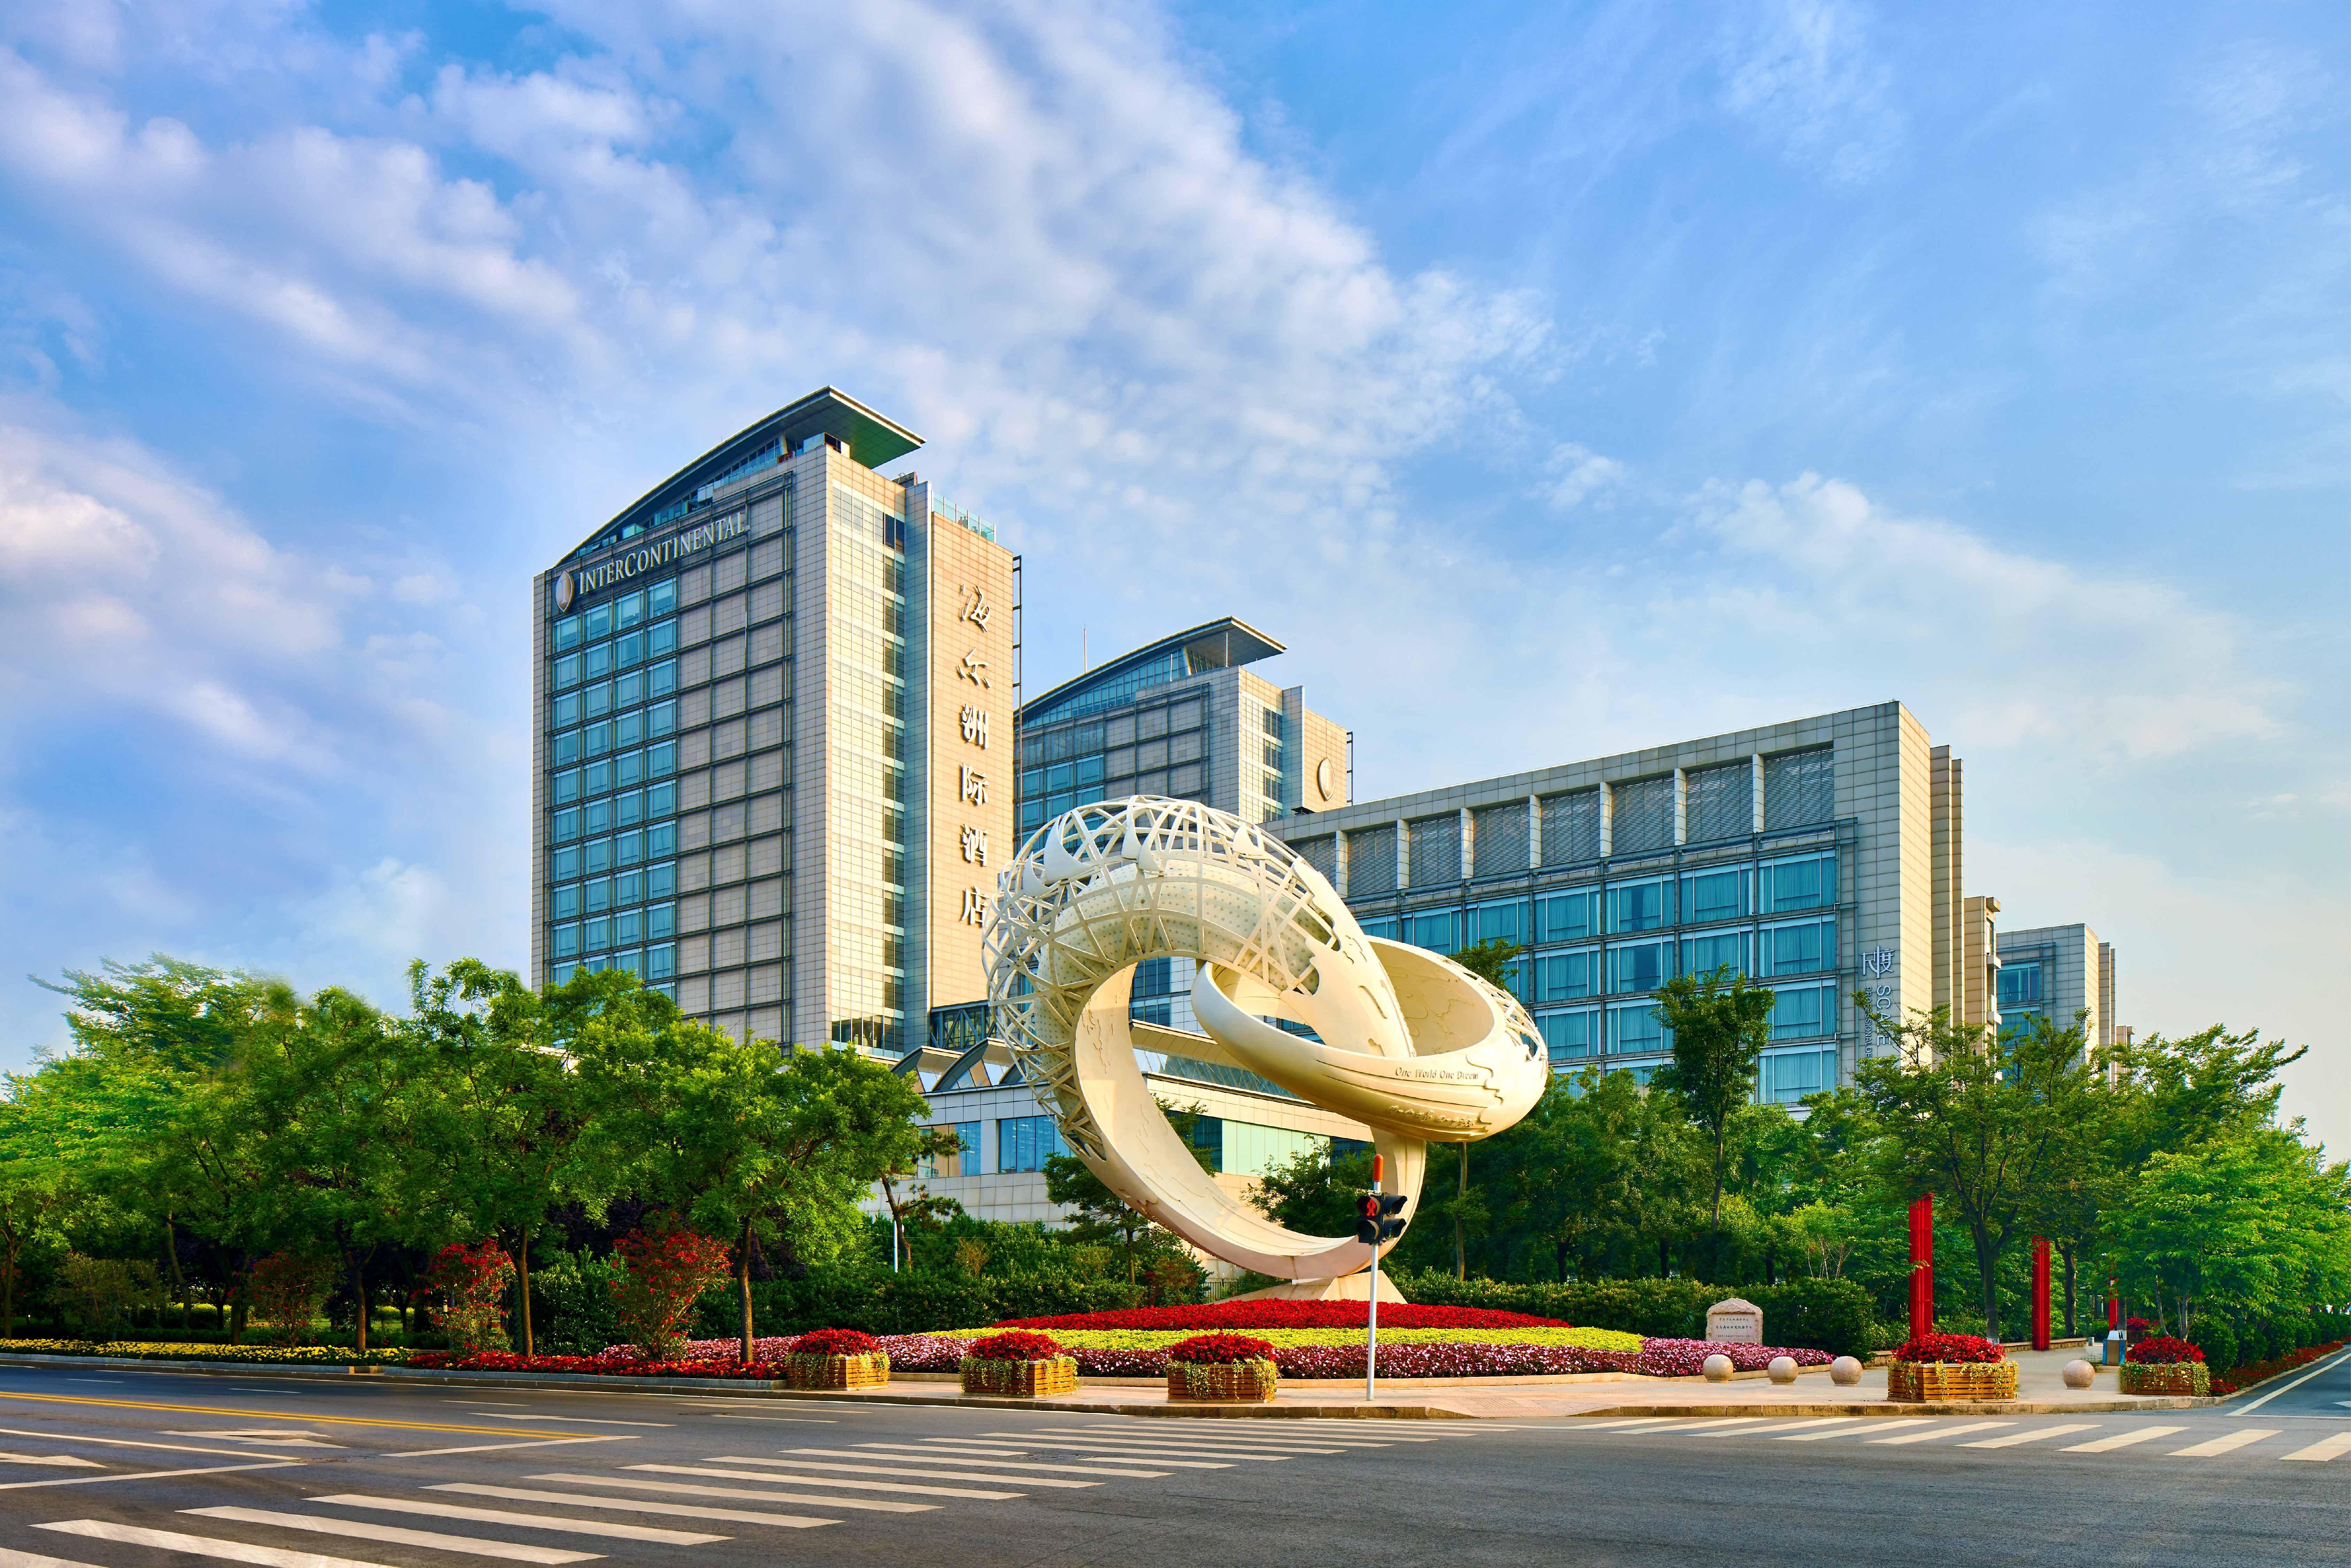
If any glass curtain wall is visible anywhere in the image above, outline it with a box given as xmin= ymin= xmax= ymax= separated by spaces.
xmin=828 ymin=485 xmax=912 ymax=1054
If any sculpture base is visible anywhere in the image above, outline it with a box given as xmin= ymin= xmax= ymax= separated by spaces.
xmin=1225 ymin=1272 xmax=1407 ymax=1305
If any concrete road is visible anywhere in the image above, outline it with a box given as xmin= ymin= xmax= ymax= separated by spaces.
xmin=0 ymin=1357 xmax=2340 ymax=1568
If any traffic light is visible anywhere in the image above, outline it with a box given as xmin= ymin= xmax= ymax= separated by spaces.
xmin=1355 ymin=1192 xmax=1409 ymax=1244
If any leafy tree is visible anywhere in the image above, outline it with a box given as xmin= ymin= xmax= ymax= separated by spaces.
xmin=1044 ymin=1103 xmax=1215 ymax=1283
xmin=1854 ymin=1004 xmax=2100 ymax=1341
xmin=0 ymin=1101 xmax=72 ymax=1336
xmin=1442 ymin=937 xmax=1524 ymax=1279
xmin=1651 ymin=966 xmax=1777 ymax=1233
xmin=1249 ymin=1139 xmax=1377 ymax=1239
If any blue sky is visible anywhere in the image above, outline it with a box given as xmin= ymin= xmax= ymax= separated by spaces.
xmin=0 ymin=0 xmax=2342 ymax=1145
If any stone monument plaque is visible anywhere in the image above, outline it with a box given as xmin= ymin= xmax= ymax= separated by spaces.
xmin=1706 ymin=1297 xmax=1764 ymax=1344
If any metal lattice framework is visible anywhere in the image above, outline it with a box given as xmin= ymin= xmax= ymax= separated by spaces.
xmin=983 ymin=796 xmax=1547 ymax=1283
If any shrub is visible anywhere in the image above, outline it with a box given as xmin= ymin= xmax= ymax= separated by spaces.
xmin=997 ymin=1302 xmax=1566 ymax=1331
xmin=248 ymin=1254 xmax=336 ymax=1347
xmin=1895 ymin=1332 xmax=2003 ymax=1364
xmin=2196 ymin=1321 xmax=2239 ymax=1374
xmin=1168 ymin=1333 xmax=1276 ymax=1365
xmin=1635 ymin=1340 xmax=1834 ymax=1377
xmin=609 ymin=1224 xmax=731 ymax=1361
xmin=50 ymin=1255 xmax=163 ymax=1341
xmin=791 ymin=1328 xmax=879 ymax=1358
xmin=529 ymin=1250 xmax=627 ymax=1356
xmin=423 ymin=1243 xmax=515 ymax=1354
xmin=2128 ymin=1335 xmax=2203 ymax=1365
xmin=966 ymin=1330 xmax=1063 ymax=1362
xmin=2125 ymin=1316 xmax=2153 ymax=1331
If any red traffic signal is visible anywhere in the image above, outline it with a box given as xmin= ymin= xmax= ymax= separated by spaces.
xmin=1355 ymin=1192 xmax=1409 ymax=1245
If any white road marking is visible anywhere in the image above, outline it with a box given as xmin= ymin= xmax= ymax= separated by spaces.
xmin=0 ymin=1454 xmax=102 ymax=1469
xmin=2234 ymin=1346 xmax=2351 ymax=1413
xmin=0 ymin=1463 xmax=298 ymax=1491
xmin=1570 ymin=1418 xmax=1685 ymax=1430
xmin=927 ymin=1442 xmax=1230 ymax=1470
xmin=307 ymin=1493 xmax=723 ymax=1544
xmin=1775 ymin=1420 xmax=1872 ymax=1442
xmin=705 ymin=1416 xmax=836 ymax=1424
xmin=1057 ymin=1427 xmax=1375 ymax=1450
xmin=1960 ymin=1424 xmax=2099 ymax=1449
xmin=1647 ymin=1418 xmax=1768 ymax=1434
xmin=623 ymin=1463 xmax=1017 ymax=1501
xmin=1870 ymin=1422 xmax=2012 ymax=1445
xmin=1731 ymin=1419 xmax=1895 ymax=1438
xmin=475 ymin=1416 xmax=673 ymax=1429
xmin=804 ymin=1447 xmax=1165 ymax=1478
xmin=386 ymin=1437 xmax=637 ymax=1458
xmin=2062 ymin=1427 xmax=2186 ymax=1453
xmin=0 ymin=1428 xmax=278 ymax=1460
xmin=532 ymin=1471 xmax=931 ymax=1513
xmin=2166 ymin=1429 xmax=2281 ymax=1458
xmin=706 ymin=1454 xmax=1100 ymax=1490
xmin=0 ymin=1546 xmax=105 ymax=1568
xmin=2280 ymin=1431 xmax=2351 ymax=1462
xmin=40 ymin=1518 xmax=399 ymax=1568
xmin=166 ymin=1431 xmax=344 ymax=1450
xmin=182 ymin=1507 xmax=599 ymax=1564
xmin=969 ymin=1435 xmax=1263 ymax=1462
xmin=431 ymin=1484 xmax=835 ymax=1529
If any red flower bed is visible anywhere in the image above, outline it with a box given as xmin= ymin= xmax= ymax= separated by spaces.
xmin=1168 ymin=1334 xmax=1276 ymax=1365
xmin=995 ymin=1302 xmax=1569 ymax=1331
xmin=2124 ymin=1317 xmax=2153 ymax=1331
xmin=1893 ymin=1332 xmax=2004 ymax=1364
xmin=791 ymin=1329 xmax=879 ymax=1357
xmin=1634 ymin=1340 xmax=1834 ymax=1377
xmin=408 ymin=1351 xmax=789 ymax=1378
xmin=2126 ymin=1335 xmax=2203 ymax=1365
xmin=2208 ymin=1338 xmax=2343 ymax=1396
xmin=966 ymin=1331 xmax=1065 ymax=1362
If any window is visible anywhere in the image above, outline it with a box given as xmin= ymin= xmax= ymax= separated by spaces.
xmin=1998 ymin=961 xmax=2044 ymax=1009
xmin=1045 ymin=762 xmax=1075 ymax=792
xmin=586 ymin=837 xmax=613 ymax=875
xmin=586 ymin=643 xmax=613 ymax=681
xmin=651 ymin=619 xmax=678 ymax=657
xmin=1536 ymin=888 xmax=1598 ymax=944
xmin=1020 ymin=798 xmax=1045 ymax=831
xmin=1533 ymin=948 xmax=1600 ymax=1002
xmin=647 ymin=902 xmax=675 ymax=939
xmin=549 ymin=961 xmax=577 ymax=987
xmin=550 ymin=692 xmax=584 ymax=730
xmin=1406 ymin=910 xmax=1457 ymax=954
xmin=552 ymin=884 xmax=582 ymax=920
xmin=1607 ymin=941 xmax=1667 ymax=994
xmin=552 ymin=768 xmax=582 ymax=805
xmin=647 ymin=861 xmax=676 ymax=898
xmin=649 ymin=579 xmax=677 ymax=617
xmin=614 ymin=908 xmax=643 ymax=946
xmin=617 ymin=748 xmax=644 ymax=788
xmin=617 ymin=590 xmax=645 ymax=628
xmin=1760 ymin=918 xmax=1836 ymax=976
xmin=552 ymin=923 xmax=580 ymax=959
xmin=1359 ymin=916 xmax=1400 ymax=941
xmin=1020 ymin=768 xmax=1043 ymax=797
xmin=998 ymin=1115 xmax=1066 ymax=1173
xmin=551 ymin=807 xmax=582 ymax=841
xmin=615 ymin=709 xmax=644 ymax=749
xmin=647 ymin=781 xmax=678 ymax=817
xmin=1609 ymin=1003 xmax=1670 ymax=1054
xmin=616 ymin=630 xmax=646 ymax=668
xmin=1768 ymin=983 xmax=1838 ymax=1040
xmin=647 ymin=740 xmax=677 ymax=777
xmin=1076 ymin=755 xmax=1104 ymax=789
xmin=616 ymin=670 xmax=647 ymax=708
xmin=1760 ymin=851 xmax=1836 ymax=912
xmin=585 ymin=604 xmax=613 ymax=639
xmin=584 ymin=799 xmax=612 ymax=835
xmin=586 ymin=721 xmax=613 ymax=756
xmin=549 ymin=845 xmax=581 ymax=881
xmin=553 ymin=615 xmax=582 ymax=651
xmin=1681 ymin=929 xmax=1747 ymax=981
xmin=1539 ymin=1008 xmax=1601 ymax=1064
xmin=1763 ymin=747 xmax=1835 ymax=828
xmin=612 ymin=868 xmax=643 ymax=905
xmin=1682 ymin=865 xmax=1751 ymax=924
xmin=645 ymin=943 xmax=675 ymax=980
xmin=648 ymin=700 xmax=677 ymax=738
xmin=550 ymin=653 xmax=582 ymax=690
xmin=615 ymin=790 xmax=643 ymax=827
xmin=585 ymin=915 xmax=611 ymax=952
xmin=552 ymin=730 xmax=582 ymax=766
xmin=1470 ymin=898 xmax=1527 ymax=947
xmin=1605 ymin=878 xmax=1670 ymax=932
xmin=919 ymin=1123 xmax=981 ymax=1179
xmin=650 ymin=659 xmax=677 ymax=697
xmin=585 ymin=877 xmax=611 ymax=913
xmin=616 ymin=829 xmax=644 ymax=866
xmin=1760 ymin=1047 xmax=1836 ymax=1105
xmin=646 ymin=822 xmax=677 ymax=857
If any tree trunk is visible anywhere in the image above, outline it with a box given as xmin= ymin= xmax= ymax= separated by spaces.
xmin=515 ymin=1231 xmax=533 ymax=1360
xmin=1658 ymin=1238 xmax=1671 ymax=1277
xmin=1554 ymin=1239 xmax=1570 ymax=1284
xmin=3 ymin=1237 xmax=16 ymax=1338
xmin=1972 ymin=1219 xmax=2001 ymax=1343
xmin=1454 ymin=1143 xmax=1468 ymax=1281
xmin=737 ymin=1221 xmax=756 ymax=1365
xmin=353 ymin=1253 xmax=369 ymax=1355
xmin=2060 ymin=1245 xmax=2077 ymax=1337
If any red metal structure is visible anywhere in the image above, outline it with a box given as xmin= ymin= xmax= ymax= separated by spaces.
xmin=2031 ymin=1236 xmax=2052 ymax=1350
xmin=1906 ymin=1193 xmax=1935 ymax=1339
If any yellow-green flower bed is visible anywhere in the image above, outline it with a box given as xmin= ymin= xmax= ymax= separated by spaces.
xmin=931 ymin=1324 xmax=1644 ymax=1353
xmin=0 ymin=1339 xmax=413 ymax=1365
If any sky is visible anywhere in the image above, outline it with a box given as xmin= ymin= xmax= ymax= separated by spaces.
xmin=0 ymin=0 xmax=2342 ymax=1148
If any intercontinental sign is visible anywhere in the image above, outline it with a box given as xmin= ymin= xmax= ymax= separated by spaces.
xmin=555 ymin=508 xmax=749 ymax=612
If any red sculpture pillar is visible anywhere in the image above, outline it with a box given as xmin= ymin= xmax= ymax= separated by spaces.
xmin=2031 ymin=1236 xmax=2052 ymax=1351
xmin=1907 ymin=1194 xmax=1935 ymax=1340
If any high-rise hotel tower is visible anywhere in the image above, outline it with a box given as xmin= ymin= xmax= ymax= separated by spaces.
xmin=531 ymin=389 xmax=1016 ymax=1053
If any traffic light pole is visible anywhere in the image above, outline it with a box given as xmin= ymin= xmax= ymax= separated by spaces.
xmin=1367 ymin=1154 xmax=1383 ymax=1404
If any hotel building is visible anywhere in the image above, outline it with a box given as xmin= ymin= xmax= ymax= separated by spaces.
xmin=531 ymin=388 xmax=1016 ymax=1053
xmin=1996 ymin=923 xmax=2125 ymax=1049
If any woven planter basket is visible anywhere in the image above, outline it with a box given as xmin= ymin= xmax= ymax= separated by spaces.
xmin=783 ymin=1351 xmax=889 ymax=1391
xmin=2120 ymin=1361 xmax=2208 ymax=1397
xmin=1887 ymin=1359 xmax=2018 ymax=1402
xmin=1167 ymin=1359 xmax=1278 ymax=1403
xmin=961 ymin=1355 xmax=1079 ymax=1398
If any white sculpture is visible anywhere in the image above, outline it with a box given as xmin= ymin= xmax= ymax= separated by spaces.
xmin=984 ymin=797 xmax=1549 ymax=1285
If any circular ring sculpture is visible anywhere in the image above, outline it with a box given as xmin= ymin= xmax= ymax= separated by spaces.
xmin=983 ymin=797 xmax=1549 ymax=1284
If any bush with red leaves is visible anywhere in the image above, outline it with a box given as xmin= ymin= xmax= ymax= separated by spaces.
xmin=790 ymin=1329 xmax=879 ymax=1358
xmin=1893 ymin=1332 xmax=2005 ymax=1364
xmin=965 ymin=1330 xmax=1065 ymax=1362
xmin=2126 ymin=1335 xmax=2204 ymax=1365
xmin=995 ymin=1302 xmax=1567 ymax=1331
xmin=2124 ymin=1317 xmax=2154 ymax=1331
xmin=1167 ymin=1333 xmax=1277 ymax=1365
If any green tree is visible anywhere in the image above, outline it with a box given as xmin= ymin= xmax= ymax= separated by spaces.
xmin=1650 ymin=966 xmax=1777 ymax=1233
xmin=1855 ymin=1004 xmax=2099 ymax=1341
xmin=1249 ymin=1139 xmax=1377 ymax=1239
xmin=0 ymin=1101 xmax=72 ymax=1336
xmin=1442 ymin=937 xmax=1524 ymax=1279
xmin=1045 ymin=1103 xmax=1216 ymax=1283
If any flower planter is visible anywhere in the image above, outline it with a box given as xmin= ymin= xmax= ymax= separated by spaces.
xmin=2120 ymin=1361 xmax=2208 ymax=1397
xmin=1167 ymin=1359 xmax=1278 ymax=1403
xmin=961 ymin=1355 xmax=1079 ymax=1398
xmin=1887 ymin=1359 xmax=2018 ymax=1402
xmin=784 ymin=1351 xmax=889 ymax=1391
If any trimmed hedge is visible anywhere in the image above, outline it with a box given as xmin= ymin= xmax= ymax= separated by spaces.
xmin=702 ymin=1267 xmax=1150 ymax=1338
xmin=1385 ymin=1273 xmax=1879 ymax=1358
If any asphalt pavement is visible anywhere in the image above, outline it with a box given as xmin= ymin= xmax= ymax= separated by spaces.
xmin=0 ymin=1352 xmax=2340 ymax=1568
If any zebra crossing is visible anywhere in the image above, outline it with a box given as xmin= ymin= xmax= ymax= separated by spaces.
xmin=1570 ymin=1415 xmax=2350 ymax=1463
xmin=0 ymin=1416 xmax=1493 ymax=1568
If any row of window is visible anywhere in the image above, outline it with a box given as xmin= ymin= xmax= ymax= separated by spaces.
xmin=548 ymin=862 xmax=677 ymax=921
xmin=1535 ymin=981 xmax=1840 ymax=1061
xmin=548 ymin=618 xmax=680 ymax=691
xmin=550 ymin=739 xmax=680 ymax=805
xmin=551 ymin=580 xmax=681 ymax=652
xmin=1020 ymin=764 xmax=1206 ymax=831
xmin=549 ymin=948 xmax=678 ymax=987
xmin=547 ymin=822 xmax=680 ymax=882
xmin=548 ymin=663 xmax=679 ymax=731
xmin=1502 ymin=918 xmax=1838 ymax=1000
xmin=550 ymin=783 xmax=679 ymax=843
xmin=550 ymin=902 xmax=678 ymax=958
xmin=1356 ymin=851 xmax=1838 ymax=952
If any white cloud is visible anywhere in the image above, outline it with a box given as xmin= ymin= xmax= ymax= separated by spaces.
xmin=1544 ymin=443 xmax=1628 ymax=510
xmin=1718 ymin=0 xmax=1902 ymax=185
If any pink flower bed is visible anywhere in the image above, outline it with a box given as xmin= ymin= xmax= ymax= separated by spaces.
xmin=1635 ymin=1339 xmax=1832 ymax=1376
xmin=998 ymin=1302 xmax=1567 ymax=1331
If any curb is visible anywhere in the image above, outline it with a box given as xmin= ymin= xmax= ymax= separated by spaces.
xmin=1559 ymin=1396 xmax=2221 ymax=1418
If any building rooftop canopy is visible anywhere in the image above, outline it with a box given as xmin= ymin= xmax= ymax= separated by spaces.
xmin=1019 ymin=617 xmax=1284 ymax=727
xmin=562 ymin=387 xmax=922 ymax=567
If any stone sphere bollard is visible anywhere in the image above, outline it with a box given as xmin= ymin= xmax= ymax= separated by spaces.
xmin=1703 ymin=1354 xmax=1734 ymax=1383
xmin=1829 ymin=1356 xmax=1862 ymax=1386
xmin=2062 ymin=1358 xmax=2096 ymax=1390
xmin=1767 ymin=1356 xmax=1799 ymax=1385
